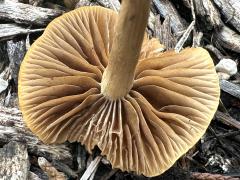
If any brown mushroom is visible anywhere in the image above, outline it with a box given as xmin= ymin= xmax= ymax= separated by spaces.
xmin=18 ymin=0 xmax=220 ymax=177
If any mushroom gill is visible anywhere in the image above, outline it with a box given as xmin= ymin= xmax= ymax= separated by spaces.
xmin=18 ymin=5 xmax=220 ymax=177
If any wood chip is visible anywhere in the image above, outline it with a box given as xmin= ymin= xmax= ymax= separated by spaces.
xmin=0 ymin=105 xmax=72 ymax=161
xmin=214 ymin=25 xmax=240 ymax=53
xmin=7 ymin=38 xmax=26 ymax=86
xmin=220 ymin=80 xmax=240 ymax=100
xmin=0 ymin=24 xmax=44 ymax=42
xmin=213 ymin=0 xmax=240 ymax=33
xmin=152 ymin=0 xmax=188 ymax=35
xmin=38 ymin=157 xmax=66 ymax=180
xmin=155 ymin=16 xmax=177 ymax=50
xmin=0 ymin=1 xmax=64 ymax=26
xmin=193 ymin=0 xmax=221 ymax=29
xmin=215 ymin=111 xmax=240 ymax=130
xmin=0 ymin=141 xmax=29 ymax=180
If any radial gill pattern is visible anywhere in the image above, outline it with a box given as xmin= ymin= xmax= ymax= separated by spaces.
xmin=19 ymin=6 xmax=220 ymax=177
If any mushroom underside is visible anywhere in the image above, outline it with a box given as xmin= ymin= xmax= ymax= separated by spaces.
xmin=19 ymin=7 xmax=220 ymax=177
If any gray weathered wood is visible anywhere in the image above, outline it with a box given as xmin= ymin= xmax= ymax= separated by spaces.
xmin=0 ymin=1 xmax=64 ymax=26
xmin=97 ymin=0 xmax=120 ymax=10
xmin=215 ymin=111 xmax=240 ymax=130
xmin=0 ymin=24 xmax=44 ymax=42
xmin=193 ymin=0 xmax=221 ymax=29
xmin=213 ymin=0 xmax=240 ymax=33
xmin=205 ymin=44 xmax=224 ymax=60
xmin=0 ymin=141 xmax=29 ymax=180
xmin=0 ymin=105 xmax=72 ymax=162
xmin=0 ymin=41 xmax=9 ymax=72
xmin=214 ymin=25 xmax=240 ymax=53
xmin=75 ymin=0 xmax=120 ymax=10
xmin=220 ymin=80 xmax=240 ymax=100
xmin=7 ymin=38 xmax=26 ymax=86
xmin=155 ymin=16 xmax=177 ymax=50
xmin=152 ymin=0 xmax=188 ymax=36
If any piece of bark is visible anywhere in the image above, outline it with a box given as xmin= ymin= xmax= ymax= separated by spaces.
xmin=96 ymin=0 xmax=120 ymax=10
xmin=213 ymin=0 xmax=240 ymax=33
xmin=220 ymin=80 xmax=240 ymax=100
xmin=152 ymin=0 xmax=188 ymax=36
xmin=0 ymin=1 xmax=64 ymax=26
xmin=205 ymin=44 xmax=224 ymax=60
xmin=154 ymin=15 xmax=177 ymax=50
xmin=193 ymin=0 xmax=221 ymax=30
xmin=75 ymin=0 xmax=91 ymax=7
xmin=0 ymin=24 xmax=44 ymax=42
xmin=0 ymin=105 xmax=72 ymax=162
xmin=214 ymin=25 xmax=240 ymax=53
xmin=215 ymin=111 xmax=240 ymax=130
xmin=75 ymin=0 xmax=120 ymax=10
xmin=28 ymin=172 xmax=42 ymax=180
xmin=0 ymin=77 xmax=8 ymax=94
xmin=38 ymin=157 xmax=67 ymax=180
xmin=73 ymin=143 xmax=88 ymax=176
xmin=0 ymin=41 xmax=9 ymax=72
xmin=0 ymin=64 xmax=11 ymax=104
xmin=7 ymin=38 xmax=26 ymax=87
xmin=0 ymin=141 xmax=29 ymax=180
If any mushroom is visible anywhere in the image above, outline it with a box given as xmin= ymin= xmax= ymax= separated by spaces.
xmin=18 ymin=0 xmax=220 ymax=177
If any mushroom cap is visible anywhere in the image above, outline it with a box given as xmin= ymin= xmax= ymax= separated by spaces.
xmin=19 ymin=6 xmax=220 ymax=177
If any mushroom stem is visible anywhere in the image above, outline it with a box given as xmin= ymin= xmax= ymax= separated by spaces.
xmin=101 ymin=0 xmax=151 ymax=100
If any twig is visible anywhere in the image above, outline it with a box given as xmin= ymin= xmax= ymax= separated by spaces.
xmin=175 ymin=0 xmax=196 ymax=52
xmin=80 ymin=156 xmax=102 ymax=180
xmin=174 ymin=21 xmax=195 ymax=52
xmin=206 ymin=130 xmax=240 ymax=140
xmin=190 ymin=0 xmax=196 ymax=21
